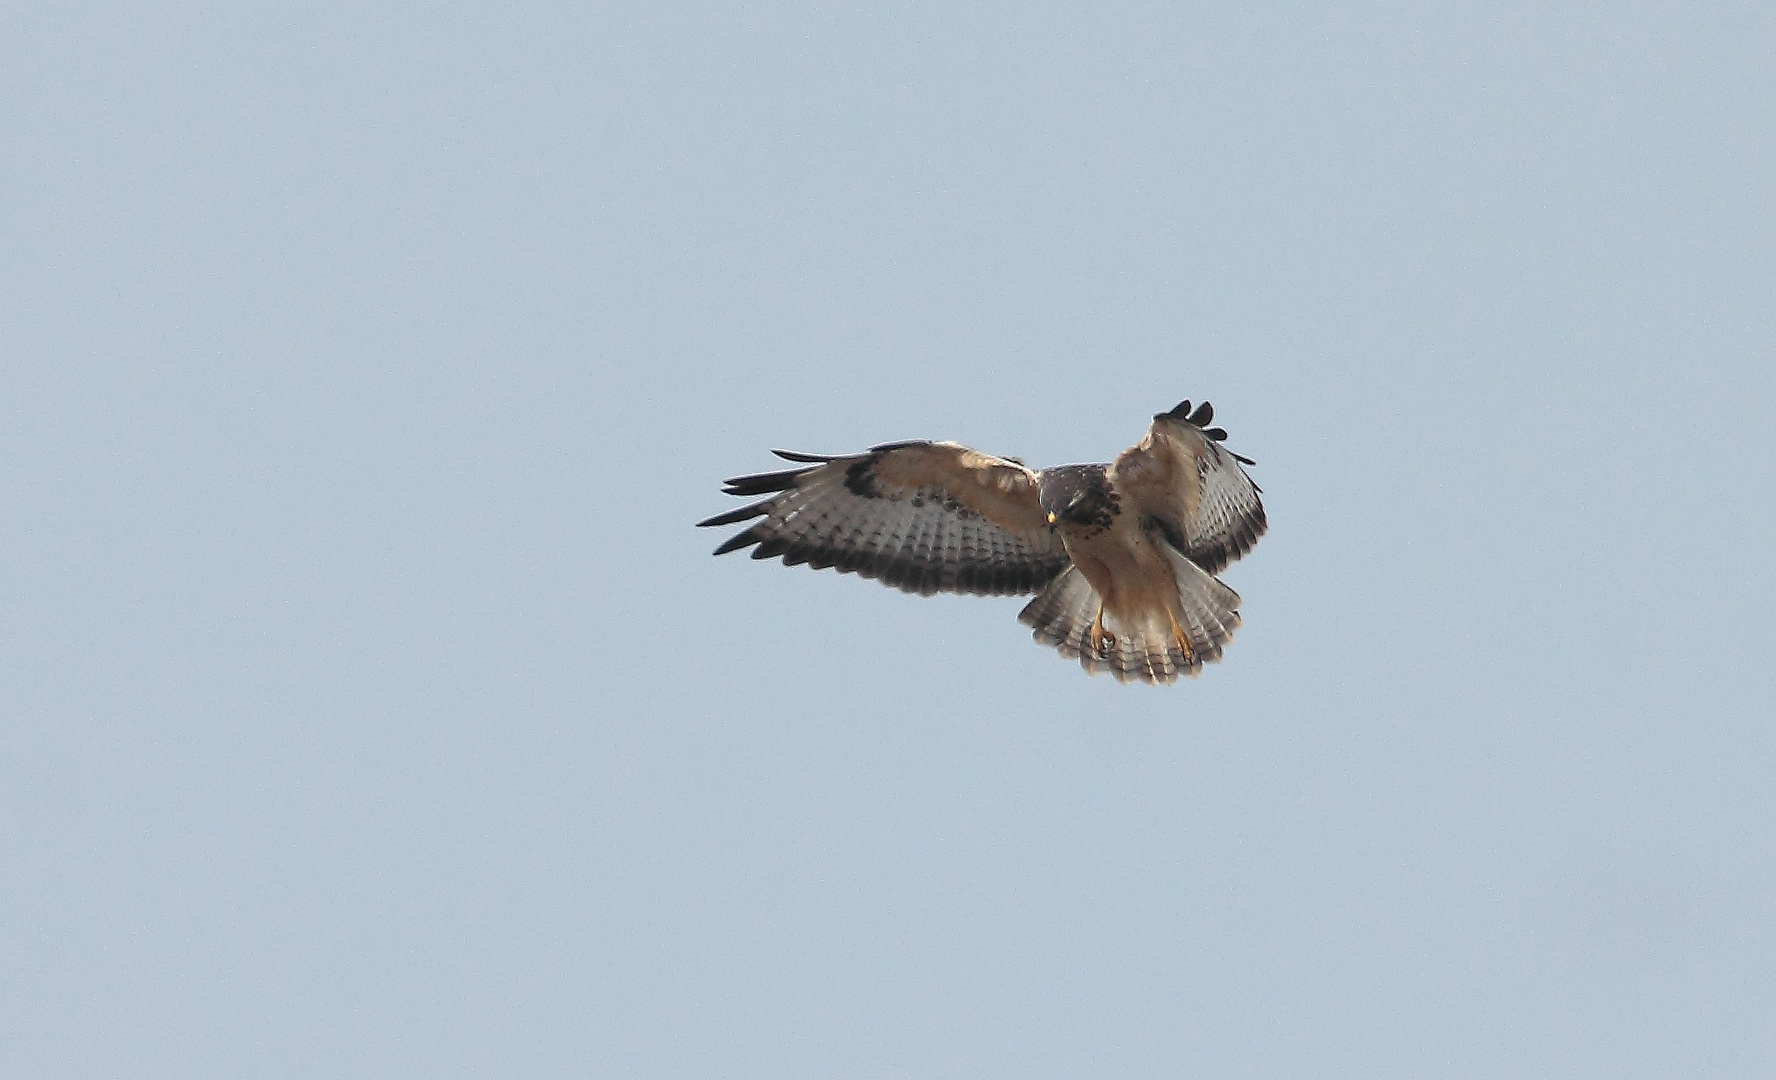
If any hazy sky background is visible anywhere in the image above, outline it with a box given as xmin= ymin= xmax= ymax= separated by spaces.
xmin=5 ymin=3 xmax=1774 ymax=1077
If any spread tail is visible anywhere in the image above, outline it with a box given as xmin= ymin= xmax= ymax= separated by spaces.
xmin=1017 ymin=554 xmax=1243 ymax=685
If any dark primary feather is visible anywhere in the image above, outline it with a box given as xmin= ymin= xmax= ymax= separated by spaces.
xmin=697 ymin=443 xmax=1071 ymax=597
xmin=1159 ymin=398 xmax=1253 ymax=463
xmin=720 ymin=467 xmax=816 ymax=498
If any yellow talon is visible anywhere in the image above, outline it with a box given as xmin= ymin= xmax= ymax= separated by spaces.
xmin=1167 ymin=609 xmax=1195 ymax=661
xmin=1089 ymin=606 xmax=1112 ymax=657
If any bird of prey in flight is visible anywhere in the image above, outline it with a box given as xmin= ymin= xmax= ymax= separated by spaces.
xmin=698 ymin=400 xmax=1266 ymax=684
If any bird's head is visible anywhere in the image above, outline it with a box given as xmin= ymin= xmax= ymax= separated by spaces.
xmin=1039 ymin=465 xmax=1118 ymax=529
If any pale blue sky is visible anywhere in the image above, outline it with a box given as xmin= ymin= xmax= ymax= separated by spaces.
xmin=4 ymin=3 xmax=1774 ymax=1077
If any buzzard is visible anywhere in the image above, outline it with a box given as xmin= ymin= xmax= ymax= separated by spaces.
xmin=698 ymin=400 xmax=1266 ymax=684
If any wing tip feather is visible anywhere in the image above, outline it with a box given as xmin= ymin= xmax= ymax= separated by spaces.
xmin=711 ymin=526 xmax=766 ymax=556
xmin=696 ymin=502 xmax=771 ymax=528
xmin=721 ymin=465 xmax=817 ymax=497
xmin=866 ymin=439 xmax=930 ymax=454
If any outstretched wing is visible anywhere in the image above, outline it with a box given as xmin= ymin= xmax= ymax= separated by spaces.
xmin=1109 ymin=399 xmax=1267 ymax=573
xmin=698 ymin=440 xmax=1071 ymax=597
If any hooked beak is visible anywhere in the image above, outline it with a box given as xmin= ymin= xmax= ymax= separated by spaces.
xmin=1046 ymin=511 xmax=1057 ymax=524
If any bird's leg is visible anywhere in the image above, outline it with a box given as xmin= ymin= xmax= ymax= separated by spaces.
xmin=1166 ymin=609 xmax=1195 ymax=661
xmin=1089 ymin=604 xmax=1113 ymax=657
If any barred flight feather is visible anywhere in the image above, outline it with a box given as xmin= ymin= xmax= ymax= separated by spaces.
xmin=698 ymin=445 xmax=1070 ymax=597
